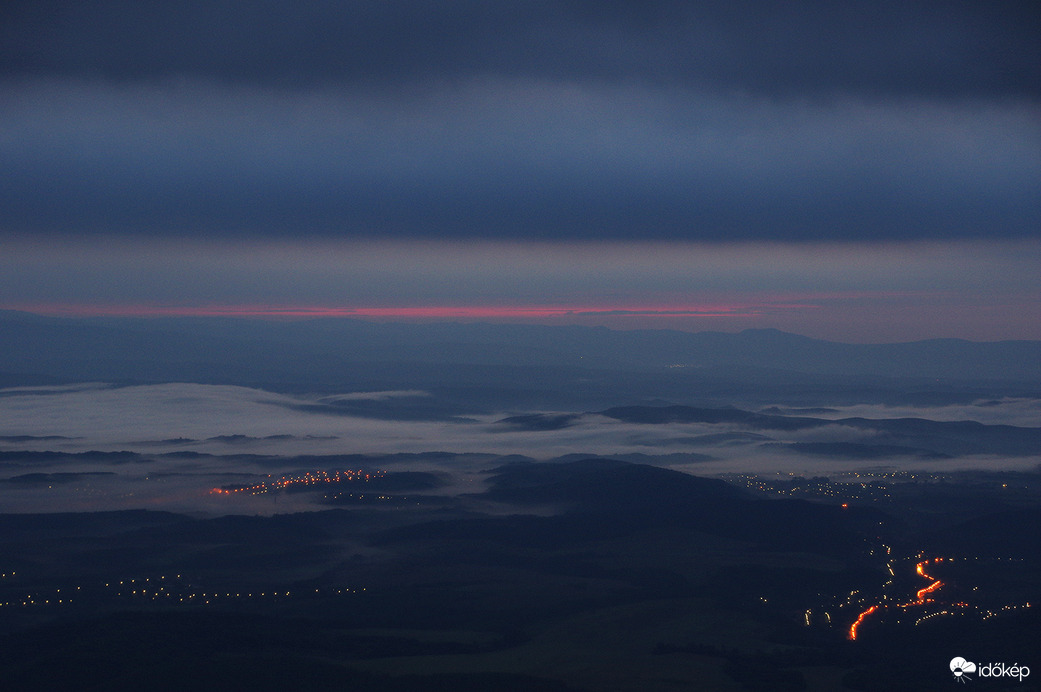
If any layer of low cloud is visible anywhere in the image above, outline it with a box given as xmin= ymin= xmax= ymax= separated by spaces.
xmin=2 ymin=382 xmax=1038 ymax=458
xmin=2 ymin=382 xmax=1038 ymax=514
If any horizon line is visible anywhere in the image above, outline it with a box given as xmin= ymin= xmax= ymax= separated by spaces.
xmin=3 ymin=302 xmax=816 ymax=320
xmin=4 ymin=304 xmax=1037 ymax=345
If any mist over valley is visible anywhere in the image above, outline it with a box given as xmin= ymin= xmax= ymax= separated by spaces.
xmin=2 ymin=316 xmax=1040 ymax=690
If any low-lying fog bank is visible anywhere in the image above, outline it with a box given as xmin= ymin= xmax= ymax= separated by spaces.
xmin=2 ymin=382 xmax=1039 ymax=514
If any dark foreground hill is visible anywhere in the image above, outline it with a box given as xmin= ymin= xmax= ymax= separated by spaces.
xmin=1 ymin=459 xmax=1039 ymax=691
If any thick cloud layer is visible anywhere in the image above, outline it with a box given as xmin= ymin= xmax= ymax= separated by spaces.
xmin=4 ymin=1 xmax=1038 ymax=98
xmin=1 ymin=2 xmax=1038 ymax=242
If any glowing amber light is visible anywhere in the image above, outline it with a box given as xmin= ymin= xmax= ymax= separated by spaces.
xmin=211 ymin=469 xmax=386 ymax=496
xmin=848 ymin=605 xmax=877 ymax=640
xmin=913 ymin=560 xmax=943 ymax=602
xmin=916 ymin=579 xmax=942 ymax=602
xmin=849 ymin=558 xmax=947 ymax=641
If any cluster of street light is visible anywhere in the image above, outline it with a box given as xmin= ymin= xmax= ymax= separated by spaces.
xmin=723 ymin=473 xmax=894 ymax=502
xmin=211 ymin=468 xmax=386 ymax=496
xmin=0 ymin=573 xmax=366 ymax=610
xmin=725 ymin=470 xmax=968 ymax=505
xmin=803 ymin=547 xmax=1034 ymax=641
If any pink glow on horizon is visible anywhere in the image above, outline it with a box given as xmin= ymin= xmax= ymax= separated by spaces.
xmin=7 ymin=302 xmax=819 ymax=320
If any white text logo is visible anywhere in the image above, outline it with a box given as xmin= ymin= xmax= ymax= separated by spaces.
xmin=951 ymin=657 xmax=1031 ymax=683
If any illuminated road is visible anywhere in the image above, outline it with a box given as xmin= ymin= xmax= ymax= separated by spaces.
xmin=848 ymin=605 xmax=877 ymax=641
xmin=847 ymin=558 xmax=944 ymax=640
xmin=913 ymin=559 xmax=943 ymax=603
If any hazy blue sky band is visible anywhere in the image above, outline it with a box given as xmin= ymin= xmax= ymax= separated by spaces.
xmin=2 ymin=1 xmax=1039 ymax=242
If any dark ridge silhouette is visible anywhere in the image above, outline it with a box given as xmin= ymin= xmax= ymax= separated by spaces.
xmin=2 ymin=472 xmax=116 ymax=484
xmin=599 ymin=405 xmax=1041 ymax=455
xmin=481 ymin=458 xmax=744 ymax=508
xmin=0 ymin=450 xmax=145 ymax=463
xmin=763 ymin=442 xmax=951 ymax=460
xmin=758 ymin=406 xmax=841 ymax=415
xmin=599 ymin=405 xmax=820 ymax=430
xmin=928 ymin=507 xmax=1041 ymax=559
xmin=379 ymin=459 xmax=883 ymax=555
xmin=546 ymin=451 xmax=715 ymax=464
xmin=494 ymin=413 xmax=583 ymax=431
xmin=683 ymin=431 xmax=775 ymax=445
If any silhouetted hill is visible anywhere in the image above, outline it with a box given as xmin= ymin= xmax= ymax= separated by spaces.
xmin=2 ymin=471 xmax=117 ymax=484
xmin=2 ymin=460 xmax=1038 ymax=691
xmin=0 ymin=450 xmax=145 ymax=463
xmin=482 ymin=458 xmax=744 ymax=510
xmin=381 ymin=459 xmax=883 ymax=555
xmin=928 ymin=507 xmax=1041 ymax=558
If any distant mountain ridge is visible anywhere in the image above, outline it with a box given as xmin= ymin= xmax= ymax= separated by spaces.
xmin=1 ymin=312 xmax=1040 ymax=412
xmin=2 ymin=310 xmax=1039 ymax=377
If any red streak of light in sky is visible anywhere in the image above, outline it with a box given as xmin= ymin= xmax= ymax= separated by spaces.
xmin=7 ymin=303 xmax=807 ymax=319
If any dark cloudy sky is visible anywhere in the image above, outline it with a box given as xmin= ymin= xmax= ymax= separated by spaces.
xmin=2 ymin=1 xmax=1040 ymax=340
